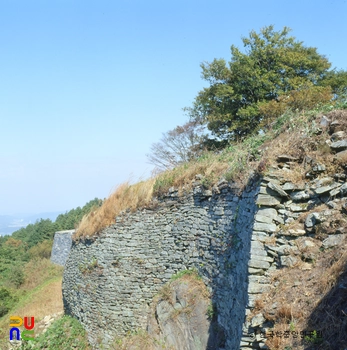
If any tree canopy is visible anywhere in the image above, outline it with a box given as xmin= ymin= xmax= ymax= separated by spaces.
xmin=186 ymin=25 xmax=347 ymax=142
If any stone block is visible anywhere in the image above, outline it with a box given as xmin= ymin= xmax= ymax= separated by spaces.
xmin=290 ymin=190 xmax=312 ymax=201
xmin=280 ymin=256 xmax=298 ymax=267
xmin=248 ymin=282 xmax=271 ymax=294
xmin=330 ymin=139 xmax=347 ymax=151
xmin=288 ymin=203 xmax=308 ymax=212
xmin=315 ymin=183 xmax=341 ymax=195
xmin=253 ymin=222 xmax=277 ymax=233
xmin=248 ymin=259 xmax=270 ymax=270
xmin=257 ymin=208 xmax=278 ymax=219
xmin=340 ymin=183 xmax=347 ymax=196
xmin=255 ymin=214 xmax=273 ymax=224
xmin=256 ymin=194 xmax=281 ymax=206
xmin=305 ymin=212 xmax=321 ymax=228
xmin=267 ymin=182 xmax=289 ymax=197
xmin=323 ymin=234 xmax=345 ymax=248
xmin=251 ymin=232 xmax=269 ymax=242
xmin=251 ymin=313 xmax=265 ymax=327
xmin=250 ymin=247 xmax=268 ymax=256
xmin=251 ymin=255 xmax=274 ymax=263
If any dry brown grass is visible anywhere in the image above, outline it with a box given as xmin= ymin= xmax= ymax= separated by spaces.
xmin=273 ymin=162 xmax=307 ymax=184
xmin=265 ymin=320 xmax=302 ymax=350
xmin=260 ymin=108 xmax=347 ymax=185
xmin=110 ymin=331 xmax=164 ymax=350
xmin=12 ymin=278 xmax=63 ymax=320
xmin=296 ymin=204 xmax=327 ymax=224
xmin=75 ymin=179 xmax=156 ymax=240
xmin=256 ymin=235 xmax=347 ymax=349
xmin=254 ymin=298 xmax=265 ymax=310
xmin=315 ymin=241 xmax=347 ymax=295
xmin=152 ymin=155 xmax=231 ymax=196
xmin=75 ymin=107 xmax=347 ymax=240
xmin=156 ymin=271 xmax=210 ymax=306
xmin=22 ymin=258 xmax=64 ymax=290
xmin=74 ymin=148 xmax=254 ymax=239
xmin=335 ymin=150 xmax=347 ymax=167
xmin=276 ymin=305 xmax=295 ymax=321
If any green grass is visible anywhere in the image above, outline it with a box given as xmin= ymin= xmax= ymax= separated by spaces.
xmin=6 ymin=275 xmax=62 ymax=316
xmin=169 ymin=269 xmax=201 ymax=281
xmin=20 ymin=315 xmax=91 ymax=350
xmin=0 ymin=269 xmax=64 ymax=348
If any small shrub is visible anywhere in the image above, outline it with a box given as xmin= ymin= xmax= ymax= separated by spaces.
xmin=0 ymin=288 xmax=17 ymax=317
xmin=8 ymin=265 xmax=25 ymax=288
xmin=206 ymin=302 xmax=217 ymax=320
xmin=170 ymin=269 xmax=200 ymax=281
xmin=78 ymin=258 xmax=100 ymax=274
xmin=304 ymin=330 xmax=323 ymax=345
xmin=22 ymin=258 xmax=63 ymax=290
xmin=27 ymin=240 xmax=52 ymax=259
xmin=153 ymin=174 xmax=175 ymax=195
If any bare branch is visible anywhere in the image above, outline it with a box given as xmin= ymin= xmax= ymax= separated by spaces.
xmin=146 ymin=121 xmax=207 ymax=171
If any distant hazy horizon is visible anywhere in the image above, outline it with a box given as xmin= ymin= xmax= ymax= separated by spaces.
xmin=0 ymin=211 xmax=64 ymax=236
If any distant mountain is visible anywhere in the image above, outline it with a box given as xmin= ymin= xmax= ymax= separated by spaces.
xmin=0 ymin=211 xmax=63 ymax=236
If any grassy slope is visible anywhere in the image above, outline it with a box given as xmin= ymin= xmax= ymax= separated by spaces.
xmin=74 ymin=102 xmax=347 ymax=349
xmin=2 ymin=102 xmax=346 ymax=349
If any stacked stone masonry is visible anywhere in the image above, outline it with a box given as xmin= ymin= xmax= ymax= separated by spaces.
xmin=63 ymin=180 xmax=258 ymax=349
xmin=242 ymin=155 xmax=347 ymax=347
xmin=51 ymin=230 xmax=75 ymax=266
xmin=63 ymin=122 xmax=347 ymax=349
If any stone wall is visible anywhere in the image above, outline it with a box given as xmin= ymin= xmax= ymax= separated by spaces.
xmin=240 ymin=161 xmax=347 ymax=348
xmin=62 ymin=113 xmax=347 ymax=349
xmin=62 ymin=156 xmax=347 ymax=349
xmin=51 ymin=230 xmax=75 ymax=266
xmin=62 ymin=179 xmax=259 ymax=349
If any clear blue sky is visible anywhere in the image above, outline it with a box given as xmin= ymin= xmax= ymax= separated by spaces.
xmin=1 ymin=0 xmax=346 ymax=215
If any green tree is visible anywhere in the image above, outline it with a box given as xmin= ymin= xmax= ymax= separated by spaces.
xmin=186 ymin=25 xmax=347 ymax=142
xmin=0 ymin=288 xmax=18 ymax=317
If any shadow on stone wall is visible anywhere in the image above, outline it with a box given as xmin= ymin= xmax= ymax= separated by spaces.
xmin=199 ymin=176 xmax=259 ymax=349
xmin=62 ymin=174 xmax=261 ymax=349
xmin=304 ymin=260 xmax=347 ymax=350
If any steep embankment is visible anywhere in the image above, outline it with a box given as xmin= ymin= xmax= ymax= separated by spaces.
xmin=63 ymin=109 xmax=347 ymax=349
xmin=63 ymin=180 xmax=258 ymax=349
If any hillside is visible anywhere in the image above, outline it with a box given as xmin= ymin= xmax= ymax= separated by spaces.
xmin=59 ymin=104 xmax=347 ymax=349
xmin=3 ymin=25 xmax=347 ymax=350
xmin=0 ymin=199 xmax=103 ymax=349
xmin=1 ymin=104 xmax=346 ymax=350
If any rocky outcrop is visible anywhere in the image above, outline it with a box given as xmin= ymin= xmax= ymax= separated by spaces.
xmin=146 ymin=273 xmax=225 ymax=349
xmin=240 ymin=115 xmax=347 ymax=347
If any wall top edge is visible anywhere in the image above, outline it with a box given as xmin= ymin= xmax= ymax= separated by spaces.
xmin=55 ymin=230 xmax=75 ymax=234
